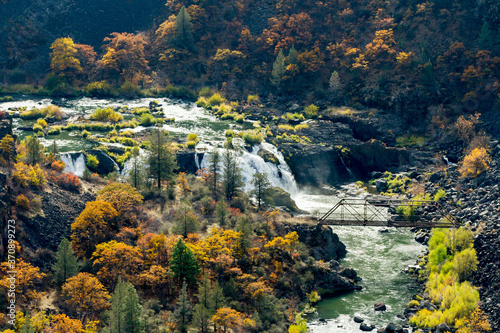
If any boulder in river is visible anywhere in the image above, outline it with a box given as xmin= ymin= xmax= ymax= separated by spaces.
xmin=353 ymin=316 xmax=364 ymax=323
xmin=374 ymin=302 xmax=387 ymax=311
xmin=270 ymin=187 xmax=302 ymax=213
xmin=360 ymin=323 xmax=375 ymax=331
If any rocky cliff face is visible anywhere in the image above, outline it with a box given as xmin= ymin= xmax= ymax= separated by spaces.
xmin=276 ymin=222 xmax=361 ymax=295
xmin=18 ymin=184 xmax=95 ymax=252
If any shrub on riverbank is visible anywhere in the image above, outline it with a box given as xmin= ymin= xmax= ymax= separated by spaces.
xmin=410 ymin=227 xmax=484 ymax=329
xmin=90 ymin=108 xmax=123 ymax=123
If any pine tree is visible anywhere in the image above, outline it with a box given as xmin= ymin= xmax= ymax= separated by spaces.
xmin=196 ymin=273 xmax=212 ymax=310
xmin=52 ymin=238 xmax=80 ymax=286
xmin=329 ymin=70 xmax=342 ymax=95
xmin=172 ymin=204 xmax=199 ymax=238
xmin=50 ymin=140 xmax=59 ymax=158
xmin=25 ymin=135 xmax=45 ymax=165
xmin=147 ymin=127 xmax=176 ymax=190
xmin=127 ymin=146 xmax=147 ymax=189
xmin=215 ymin=200 xmax=228 ymax=227
xmin=251 ymin=172 xmax=273 ymax=210
xmin=287 ymin=45 xmax=298 ymax=65
xmin=172 ymin=281 xmax=192 ymax=333
xmin=170 ymin=239 xmax=200 ymax=288
xmin=477 ymin=22 xmax=494 ymax=51
xmin=208 ymin=281 xmax=226 ymax=314
xmin=107 ymin=278 xmax=143 ymax=333
xmin=271 ymin=50 xmax=286 ymax=88
xmin=222 ymin=149 xmax=243 ymax=201
xmin=192 ymin=304 xmax=210 ymax=333
xmin=172 ymin=6 xmax=195 ymax=51
xmin=208 ymin=149 xmax=221 ymax=200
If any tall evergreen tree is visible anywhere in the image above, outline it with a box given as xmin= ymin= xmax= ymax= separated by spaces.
xmin=287 ymin=45 xmax=298 ymax=65
xmin=271 ymin=50 xmax=286 ymax=88
xmin=170 ymin=239 xmax=200 ymax=288
xmin=107 ymin=278 xmax=143 ymax=333
xmin=52 ymin=238 xmax=80 ymax=286
xmin=172 ymin=281 xmax=192 ymax=333
xmin=24 ymin=135 xmax=45 ymax=165
xmin=477 ymin=22 xmax=494 ymax=51
xmin=192 ymin=304 xmax=210 ymax=333
xmin=222 ymin=149 xmax=243 ymax=201
xmin=207 ymin=149 xmax=221 ymax=200
xmin=172 ymin=204 xmax=199 ymax=238
xmin=127 ymin=146 xmax=147 ymax=189
xmin=172 ymin=6 xmax=195 ymax=51
xmin=251 ymin=172 xmax=273 ymax=210
xmin=147 ymin=127 xmax=176 ymax=190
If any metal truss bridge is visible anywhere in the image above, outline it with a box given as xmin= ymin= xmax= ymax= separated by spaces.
xmin=315 ymin=198 xmax=458 ymax=228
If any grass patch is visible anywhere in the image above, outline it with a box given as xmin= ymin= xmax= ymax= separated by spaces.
xmin=396 ymin=135 xmax=427 ymax=147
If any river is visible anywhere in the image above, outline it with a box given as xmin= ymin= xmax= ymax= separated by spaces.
xmin=1 ymin=96 xmax=424 ymax=332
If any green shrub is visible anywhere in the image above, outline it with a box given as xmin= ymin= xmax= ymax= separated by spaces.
xmin=247 ymin=94 xmax=259 ymax=104
xmin=32 ymin=123 xmax=44 ymax=133
xmin=64 ymin=123 xmax=83 ymax=131
xmin=119 ymin=81 xmax=141 ymax=98
xmin=207 ymin=93 xmax=225 ymax=107
xmin=187 ymin=133 xmax=199 ymax=143
xmin=20 ymin=108 xmax=44 ymax=120
xmin=84 ymin=81 xmax=113 ymax=97
xmin=0 ymin=96 xmax=14 ymax=102
xmin=196 ymin=97 xmax=209 ymax=108
xmin=220 ymin=113 xmax=236 ymax=120
xmin=42 ymin=105 xmax=66 ymax=120
xmin=82 ymin=130 xmax=91 ymax=139
xmin=36 ymin=118 xmax=47 ymax=128
xmin=225 ymin=130 xmax=236 ymax=138
xmin=408 ymin=300 xmax=420 ymax=308
xmin=187 ymin=140 xmax=197 ymax=149
xmin=242 ymin=130 xmax=263 ymax=145
xmin=90 ymin=108 xmax=123 ymax=123
xmin=86 ymin=154 xmax=99 ymax=169
xmin=303 ymin=104 xmax=319 ymax=118
xmin=284 ymin=112 xmax=305 ymax=123
xmin=47 ymin=126 xmax=62 ymax=135
xmin=235 ymin=115 xmax=244 ymax=123
xmin=199 ymin=87 xmax=211 ymax=97
xmin=140 ymin=113 xmax=155 ymax=126
xmin=434 ymin=189 xmax=446 ymax=201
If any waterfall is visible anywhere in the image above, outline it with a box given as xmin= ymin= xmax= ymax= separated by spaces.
xmin=337 ymin=150 xmax=356 ymax=179
xmin=198 ymin=140 xmax=299 ymax=195
xmin=60 ymin=152 xmax=86 ymax=177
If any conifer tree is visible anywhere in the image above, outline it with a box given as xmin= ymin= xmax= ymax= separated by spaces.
xmin=127 ymin=146 xmax=147 ymax=189
xmin=222 ymin=149 xmax=243 ymax=201
xmin=271 ymin=50 xmax=286 ymax=88
xmin=172 ymin=281 xmax=192 ymax=333
xmin=251 ymin=172 xmax=273 ymax=210
xmin=172 ymin=6 xmax=195 ymax=51
xmin=192 ymin=304 xmax=210 ymax=333
xmin=107 ymin=278 xmax=143 ymax=333
xmin=52 ymin=238 xmax=80 ymax=286
xmin=24 ymin=135 xmax=45 ymax=165
xmin=477 ymin=22 xmax=494 ymax=50
xmin=208 ymin=149 xmax=221 ymax=200
xmin=172 ymin=203 xmax=199 ymax=238
xmin=170 ymin=239 xmax=200 ymax=288
xmin=287 ymin=45 xmax=298 ymax=65
xmin=147 ymin=127 xmax=176 ymax=190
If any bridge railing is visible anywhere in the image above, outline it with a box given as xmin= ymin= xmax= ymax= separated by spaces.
xmin=317 ymin=198 xmax=458 ymax=228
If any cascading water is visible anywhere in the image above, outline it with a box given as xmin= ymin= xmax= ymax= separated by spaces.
xmin=198 ymin=140 xmax=299 ymax=195
xmin=60 ymin=152 xmax=86 ymax=177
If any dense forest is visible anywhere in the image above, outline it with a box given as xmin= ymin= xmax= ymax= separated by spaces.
xmin=0 ymin=0 xmax=499 ymax=122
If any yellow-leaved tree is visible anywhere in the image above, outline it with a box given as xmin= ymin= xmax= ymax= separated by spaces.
xmin=50 ymin=37 xmax=82 ymax=79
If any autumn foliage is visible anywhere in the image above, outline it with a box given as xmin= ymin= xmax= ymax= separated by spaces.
xmin=459 ymin=148 xmax=491 ymax=178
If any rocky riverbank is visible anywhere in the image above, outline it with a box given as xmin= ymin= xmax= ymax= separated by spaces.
xmin=369 ymin=140 xmax=500 ymax=332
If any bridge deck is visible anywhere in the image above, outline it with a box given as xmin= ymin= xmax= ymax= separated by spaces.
xmin=314 ymin=198 xmax=458 ymax=228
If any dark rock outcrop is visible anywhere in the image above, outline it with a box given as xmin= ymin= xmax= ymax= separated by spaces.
xmin=86 ymin=149 xmax=118 ymax=174
xmin=176 ymin=150 xmax=203 ymax=174
xmin=270 ymin=187 xmax=302 ymax=213
xmin=279 ymin=223 xmax=347 ymax=261
xmin=18 ymin=185 xmax=95 ymax=251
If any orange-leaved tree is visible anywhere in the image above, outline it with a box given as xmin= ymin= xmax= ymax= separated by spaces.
xmin=71 ymin=201 xmax=119 ymax=258
xmin=96 ymin=182 xmax=143 ymax=225
xmin=61 ymin=272 xmax=110 ymax=322
xmin=91 ymin=240 xmax=144 ymax=289
xmin=459 ymin=148 xmax=491 ymax=178
xmin=212 ymin=307 xmax=245 ymax=333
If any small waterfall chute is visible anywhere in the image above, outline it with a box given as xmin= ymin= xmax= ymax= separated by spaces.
xmin=60 ymin=152 xmax=86 ymax=177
